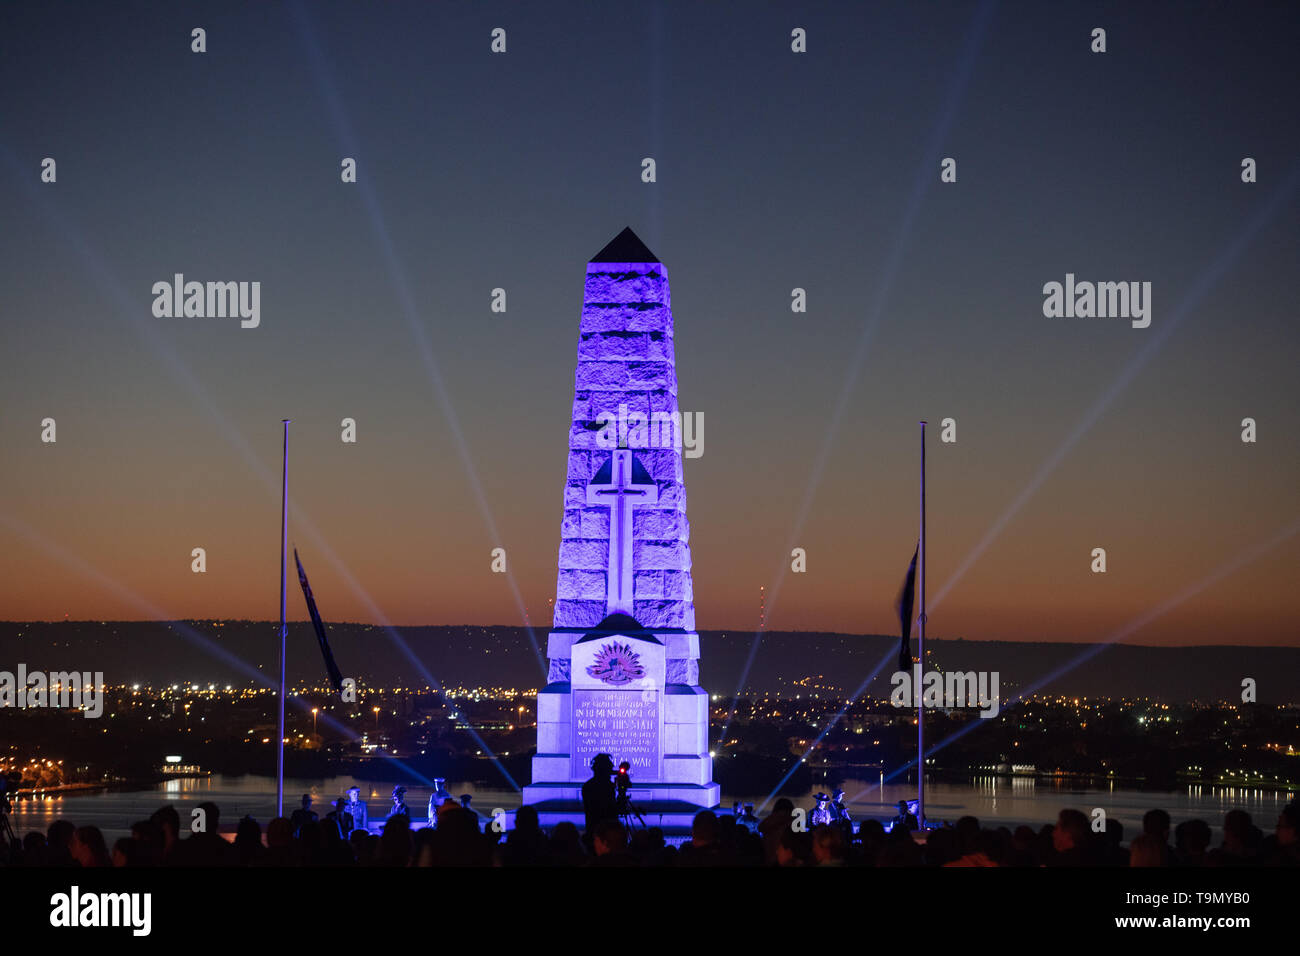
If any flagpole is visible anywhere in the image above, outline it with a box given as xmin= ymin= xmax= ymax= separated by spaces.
xmin=917 ymin=419 xmax=927 ymax=830
xmin=277 ymin=419 xmax=290 ymax=819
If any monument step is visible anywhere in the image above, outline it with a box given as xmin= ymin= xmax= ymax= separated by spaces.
xmin=523 ymin=781 xmax=720 ymax=810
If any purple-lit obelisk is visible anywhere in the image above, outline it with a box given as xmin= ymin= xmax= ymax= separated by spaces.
xmin=523 ymin=228 xmax=720 ymax=817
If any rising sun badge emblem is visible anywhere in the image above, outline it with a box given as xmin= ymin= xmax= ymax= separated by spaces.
xmin=586 ymin=642 xmax=645 ymax=686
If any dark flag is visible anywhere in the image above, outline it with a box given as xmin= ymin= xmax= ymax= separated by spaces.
xmin=294 ymin=548 xmax=345 ymax=693
xmin=895 ymin=545 xmax=918 ymax=672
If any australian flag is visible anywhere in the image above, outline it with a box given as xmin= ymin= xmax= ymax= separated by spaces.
xmin=294 ymin=548 xmax=345 ymax=694
xmin=895 ymin=545 xmax=918 ymax=672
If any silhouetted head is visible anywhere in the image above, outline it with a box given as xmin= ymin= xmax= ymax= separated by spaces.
xmin=1180 ymin=818 xmax=1212 ymax=855
xmin=551 ymin=820 xmax=581 ymax=850
xmin=46 ymin=819 xmax=75 ymax=850
xmin=1053 ymin=809 xmax=1089 ymax=853
xmin=1129 ymin=833 xmax=1167 ymax=867
xmin=1106 ymin=819 xmax=1125 ymax=847
xmin=778 ymin=827 xmax=811 ymax=866
xmin=70 ymin=826 xmax=109 ymax=867
xmin=1277 ymin=803 xmax=1299 ymax=846
xmin=1143 ymin=808 xmax=1171 ymax=840
xmin=197 ymin=801 xmax=220 ymax=830
xmin=111 ymin=837 xmax=136 ymax=867
xmin=236 ymin=816 xmax=261 ymax=845
xmin=857 ymin=818 xmax=886 ymax=853
xmin=692 ymin=810 xmax=719 ymax=846
xmin=812 ymin=824 xmax=846 ymax=864
xmin=267 ymin=817 xmax=293 ymax=848
xmin=593 ymin=819 xmax=627 ymax=856
xmin=515 ymin=805 xmax=540 ymax=833
xmin=149 ymin=805 xmax=180 ymax=843
xmin=955 ymin=816 xmax=981 ymax=854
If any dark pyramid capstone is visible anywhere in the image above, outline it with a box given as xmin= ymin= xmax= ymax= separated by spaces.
xmin=587 ymin=612 xmax=647 ymax=634
xmin=589 ymin=226 xmax=659 ymax=264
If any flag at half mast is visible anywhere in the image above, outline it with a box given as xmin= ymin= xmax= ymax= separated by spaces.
xmin=294 ymin=548 xmax=345 ymax=693
xmin=895 ymin=544 xmax=918 ymax=672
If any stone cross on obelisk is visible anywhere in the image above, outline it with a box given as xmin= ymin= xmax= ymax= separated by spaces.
xmin=586 ymin=449 xmax=658 ymax=616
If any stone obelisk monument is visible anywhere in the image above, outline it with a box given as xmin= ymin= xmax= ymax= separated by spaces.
xmin=523 ymin=228 xmax=720 ymax=818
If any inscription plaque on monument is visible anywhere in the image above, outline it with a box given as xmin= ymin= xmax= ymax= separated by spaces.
xmin=571 ymin=688 xmax=661 ymax=780
xmin=570 ymin=633 xmax=665 ymax=781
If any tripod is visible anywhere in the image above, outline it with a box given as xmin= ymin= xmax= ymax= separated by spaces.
xmin=616 ymin=792 xmax=646 ymax=829
xmin=0 ymin=806 xmax=17 ymax=861
xmin=614 ymin=778 xmax=646 ymax=829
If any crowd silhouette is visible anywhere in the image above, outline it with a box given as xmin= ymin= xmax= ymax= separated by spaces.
xmin=3 ymin=796 xmax=1296 ymax=867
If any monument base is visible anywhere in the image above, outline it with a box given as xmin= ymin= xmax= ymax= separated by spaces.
xmin=521 ymin=780 xmax=720 ymax=809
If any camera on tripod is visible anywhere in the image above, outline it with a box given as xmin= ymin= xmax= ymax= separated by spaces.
xmin=613 ymin=760 xmax=646 ymax=828
xmin=0 ymin=771 xmax=21 ymax=848
xmin=0 ymin=772 xmax=19 ymax=816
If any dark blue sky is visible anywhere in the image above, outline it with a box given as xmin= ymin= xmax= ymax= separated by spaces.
xmin=0 ymin=1 xmax=1296 ymax=645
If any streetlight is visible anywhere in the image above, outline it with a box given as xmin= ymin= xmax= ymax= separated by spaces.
xmin=373 ymin=706 xmax=380 ymax=731
xmin=312 ymin=707 xmax=319 ymax=735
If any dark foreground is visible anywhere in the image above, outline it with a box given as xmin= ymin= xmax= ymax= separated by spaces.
xmin=6 ymin=797 xmax=1298 ymax=868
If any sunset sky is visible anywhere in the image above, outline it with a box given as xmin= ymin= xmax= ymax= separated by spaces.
xmin=1 ymin=1 xmax=1296 ymax=646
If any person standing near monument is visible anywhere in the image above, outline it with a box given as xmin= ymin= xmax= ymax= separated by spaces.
xmin=810 ymin=793 xmax=833 ymax=827
xmin=290 ymin=794 xmax=318 ymax=836
xmin=893 ymin=800 xmax=919 ymax=832
xmin=582 ymin=753 xmax=618 ymax=835
xmin=427 ymin=778 xmax=453 ymax=828
xmin=344 ymin=786 xmax=368 ymax=833
xmin=830 ymin=788 xmax=852 ymax=827
xmin=325 ymin=797 xmax=353 ymax=839
xmin=389 ymin=785 xmax=410 ymax=822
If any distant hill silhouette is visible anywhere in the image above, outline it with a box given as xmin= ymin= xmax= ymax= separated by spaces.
xmin=1 ymin=621 xmax=1295 ymax=703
